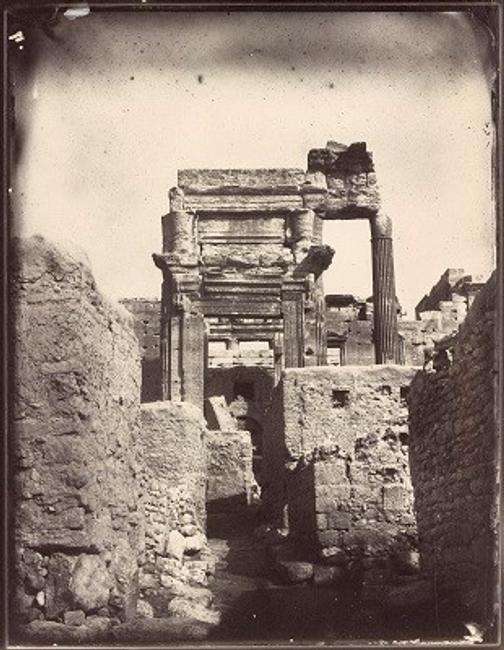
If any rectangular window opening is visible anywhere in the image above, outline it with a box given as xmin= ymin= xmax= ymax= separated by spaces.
xmin=332 ymin=389 xmax=350 ymax=408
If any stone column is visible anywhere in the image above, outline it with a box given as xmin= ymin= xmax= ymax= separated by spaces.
xmin=162 ymin=210 xmax=196 ymax=260
xmin=291 ymin=209 xmax=315 ymax=264
xmin=154 ymin=258 xmax=204 ymax=409
xmin=370 ymin=213 xmax=399 ymax=364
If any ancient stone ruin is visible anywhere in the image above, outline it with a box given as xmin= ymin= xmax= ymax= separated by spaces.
xmin=10 ymin=141 xmax=499 ymax=645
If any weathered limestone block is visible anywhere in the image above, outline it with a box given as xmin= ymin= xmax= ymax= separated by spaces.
xmin=11 ymin=235 xmax=142 ymax=631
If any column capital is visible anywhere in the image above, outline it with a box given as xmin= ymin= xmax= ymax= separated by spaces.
xmin=370 ymin=212 xmax=393 ymax=238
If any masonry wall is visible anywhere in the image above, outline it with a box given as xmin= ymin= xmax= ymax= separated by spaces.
xmin=206 ymin=430 xmax=255 ymax=537
xmin=408 ymin=271 xmax=498 ymax=625
xmin=265 ymin=366 xmax=418 ymax=565
xmin=138 ymin=401 xmax=215 ymax=617
xmin=11 ymin=236 xmax=142 ymax=634
xmin=120 ymin=298 xmax=161 ymax=403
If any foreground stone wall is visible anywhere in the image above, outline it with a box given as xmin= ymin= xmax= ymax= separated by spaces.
xmin=408 ymin=271 xmax=498 ymax=625
xmin=265 ymin=366 xmax=418 ymax=571
xmin=138 ymin=402 xmax=218 ymax=623
xmin=11 ymin=236 xmax=142 ymax=633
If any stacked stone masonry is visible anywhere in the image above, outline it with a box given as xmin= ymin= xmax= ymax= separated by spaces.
xmin=265 ymin=365 xmax=418 ymax=577
xmin=408 ymin=271 xmax=498 ymax=625
xmin=138 ymin=401 xmax=218 ymax=622
xmin=11 ymin=236 xmax=142 ymax=632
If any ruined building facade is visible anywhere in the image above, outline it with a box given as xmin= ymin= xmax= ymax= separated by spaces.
xmin=11 ymin=140 xmax=498 ymax=643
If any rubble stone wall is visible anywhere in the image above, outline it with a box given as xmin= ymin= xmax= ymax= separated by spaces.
xmin=11 ymin=236 xmax=142 ymax=630
xmin=265 ymin=366 xmax=418 ymax=564
xmin=408 ymin=271 xmax=498 ymax=624
xmin=138 ymin=401 xmax=215 ymax=617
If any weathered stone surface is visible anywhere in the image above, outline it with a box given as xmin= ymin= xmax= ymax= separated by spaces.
xmin=45 ymin=554 xmax=76 ymax=619
xmin=265 ymin=364 xmax=417 ymax=571
xmin=22 ymin=549 xmax=46 ymax=593
xmin=409 ymin=272 xmax=497 ymax=625
xmin=110 ymin=537 xmax=139 ymax=619
xmin=71 ymin=555 xmax=111 ymax=612
xmin=319 ymin=546 xmax=349 ymax=567
xmin=206 ymin=430 xmax=254 ymax=509
xmin=138 ymin=400 xmax=214 ymax=618
xmin=11 ymin=236 xmax=141 ymax=626
xmin=120 ymin=298 xmax=162 ymax=403
xmin=136 ymin=599 xmax=154 ymax=618
xmin=276 ymin=561 xmax=314 ymax=583
xmin=184 ymin=532 xmax=206 ymax=555
xmin=63 ymin=609 xmax=86 ymax=626
xmin=167 ymin=597 xmax=221 ymax=625
xmin=165 ymin=530 xmax=185 ymax=561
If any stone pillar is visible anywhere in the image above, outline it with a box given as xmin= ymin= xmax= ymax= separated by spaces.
xmin=162 ymin=210 xmax=197 ymax=260
xmin=370 ymin=213 xmax=399 ymax=364
xmin=282 ymin=287 xmax=305 ymax=368
xmin=154 ymin=258 xmax=205 ymax=409
xmin=291 ymin=209 xmax=315 ymax=264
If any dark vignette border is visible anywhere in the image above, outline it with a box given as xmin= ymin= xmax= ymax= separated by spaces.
xmin=0 ymin=1 xmax=502 ymax=649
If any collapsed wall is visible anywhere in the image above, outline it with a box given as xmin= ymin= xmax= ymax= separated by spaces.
xmin=11 ymin=236 xmax=142 ymax=637
xmin=264 ymin=365 xmax=419 ymax=592
xmin=139 ymin=401 xmax=219 ymax=624
xmin=408 ymin=271 xmax=498 ymax=626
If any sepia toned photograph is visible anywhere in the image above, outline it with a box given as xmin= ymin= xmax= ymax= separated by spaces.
xmin=3 ymin=2 xmax=501 ymax=647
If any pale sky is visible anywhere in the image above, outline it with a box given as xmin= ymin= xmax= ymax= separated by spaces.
xmin=11 ymin=10 xmax=495 ymax=317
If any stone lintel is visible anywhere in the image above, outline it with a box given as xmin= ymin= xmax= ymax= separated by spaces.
xmin=178 ymin=168 xmax=306 ymax=191
xmin=184 ymin=194 xmax=304 ymax=212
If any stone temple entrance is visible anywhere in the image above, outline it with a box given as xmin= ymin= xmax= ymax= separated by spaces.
xmin=153 ymin=142 xmax=403 ymax=416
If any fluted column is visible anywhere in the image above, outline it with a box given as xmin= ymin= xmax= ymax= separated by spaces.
xmin=370 ymin=213 xmax=399 ymax=364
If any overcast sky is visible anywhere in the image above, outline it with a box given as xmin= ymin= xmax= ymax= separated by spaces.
xmin=12 ymin=9 xmax=496 ymax=316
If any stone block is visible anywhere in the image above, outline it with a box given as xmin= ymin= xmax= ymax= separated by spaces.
xmin=318 ymin=546 xmax=349 ymax=566
xmin=382 ymin=484 xmax=405 ymax=511
xmin=165 ymin=530 xmax=185 ymax=561
xmin=71 ymin=555 xmax=111 ymax=613
xmin=328 ymin=511 xmax=352 ymax=530
xmin=276 ymin=561 xmax=314 ymax=584
xmin=45 ymin=554 xmax=76 ymax=619
xmin=63 ymin=610 xmax=86 ymax=626
xmin=184 ymin=532 xmax=206 ymax=555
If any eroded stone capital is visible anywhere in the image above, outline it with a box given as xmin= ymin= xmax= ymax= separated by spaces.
xmin=169 ymin=186 xmax=185 ymax=211
xmin=370 ymin=212 xmax=393 ymax=238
